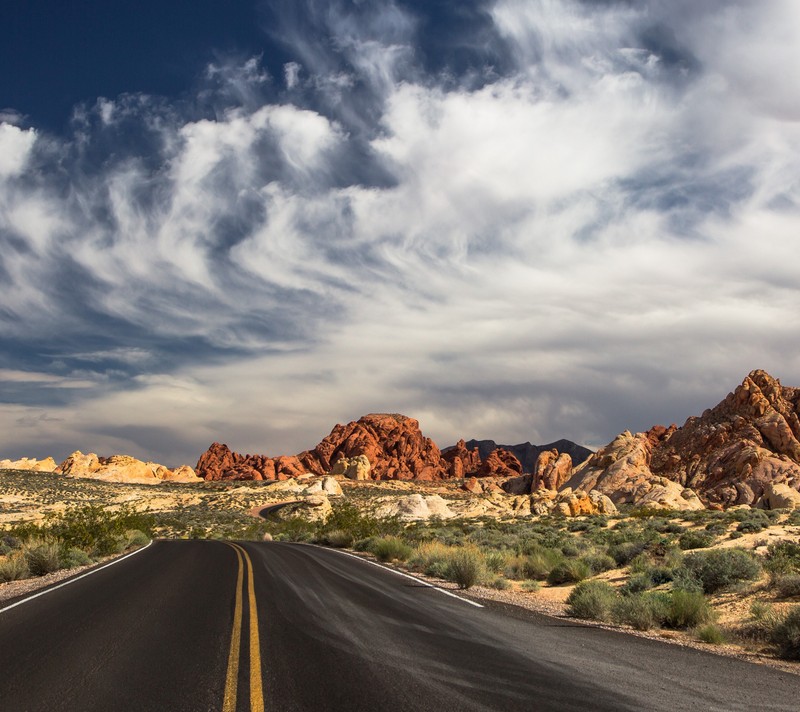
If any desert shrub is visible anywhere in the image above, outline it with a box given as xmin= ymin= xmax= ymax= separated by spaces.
xmin=678 ymin=530 xmax=716 ymax=550
xmin=620 ymin=572 xmax=655 ymax=595
xmin=124 ymin=529 xmax=150 ymax=548
xmin=629 ymin=553 xmax=655 ymax=574
xmin=705 ymin=522 xmax=728 ymax=536
xmin=1 ymin=535 xmax=21 ymax=550
xmin=488 ymin=576 xmax=511 ymax=590
xmin=609 ymin=541 xmax=647 ymax=566
xmin=765 ymin=541 xmax=800 ymax=578
xmin=410 ymin=541 xmax=452 ymax=573
xmin=581 ymin=553 xmax=616 ymax=574
xmin=0 ymin=553 xmax=30 ymax=582
xmin=322 ymin=529 xmax=354 ymax=548
xmin=774 ymin=574 xmax=800 ymax=599
xmin=321 ymin=501 xmax=398 ymax=541
xmin=445 ymin=547 xmax=487 ymax=590
xmin=787 ymin=510 xmax=800 ymax=526
xmin=42 ymin=504 xmax=154 ymax=556
xmin=521 ymin=580 xmax=541 ymax=592
xmin=60 ymin=547 xmax=92 ymax=568
xmin=24 ymin=540 xmax=62 ymax=575
xmin=483 ymin=550 xmax=508 ymax=574
xmin=566 ymin=580 xmax=616 ymax=620
xmin=696 ymin=623 xmax=726 ymax=645
xmin=559 ymin=540 xmax=581 ymax=558
xmin=664 ymin=589 xmax=715 ymax=629
xmin=770 ymin=607 xmax=800 ymax=660
xmin=611 ymin=593 xmax=668 ymax=631
xmin=734 ymin=510 xmax=771 ymax=534
xmin=521 ymin=547 xmax=565 ymax=580
xmin=547 ymin=559 xmax=591 ymax=585
xmin=369 ymin=536 xmax=413 ymax=563
xmin=680 ymin=548 xmax=762 ymax=593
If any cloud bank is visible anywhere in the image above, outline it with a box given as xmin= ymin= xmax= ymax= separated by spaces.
xmin=1 ymin=0 xmax=799 ymax=465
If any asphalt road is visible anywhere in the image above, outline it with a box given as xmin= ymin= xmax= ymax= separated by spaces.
xmin=1 ymin=539 xmax=799 ymax=711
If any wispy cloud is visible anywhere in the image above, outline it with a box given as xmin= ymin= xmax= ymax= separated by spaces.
xmin=0 ymin=0 xmax=798 ymax=464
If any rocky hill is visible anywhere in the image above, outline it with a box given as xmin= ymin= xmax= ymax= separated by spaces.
xmin=195 ymin=413 xmax=583 ymax=482
xmin=566 ymin=370 xmax=800 ymax=508
xmin=460 ymin=439 xmax=593 ymax=473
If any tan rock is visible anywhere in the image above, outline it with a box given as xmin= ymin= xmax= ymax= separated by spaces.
xmin=304 ymin=476 xmax=344 ymax=496
xmin=0 ymin=457 xmax=57 ymax=472
xmin=760 ymin=482 xmax=800 ymax=510
xmin=374 ymin=494 xmax=455 ymax=521
xmin=533 ymin=450 xmax=572 ymax=491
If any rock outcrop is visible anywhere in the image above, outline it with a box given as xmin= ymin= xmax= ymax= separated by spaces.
xmin=442 ymin=439 xmax=482 ymax=478
xmin=56 ymin=451 xmax=201 ymax=484
xmin=196 ymin=414 xmax=451 ymax=481
xmin=476 ymin=449 xmax=523 ymax=478
xmin=566 ymin=370 xmax=800 ymax=508
xmin=0 ymin=457 xmax=58 ymax=472
xmin=374 ymin=494 xmax=456 ymax=521
xmin=532 ymin=450 xmax=572 ymax=491
xmin=463 ymin=438 xmax=593 ymax=472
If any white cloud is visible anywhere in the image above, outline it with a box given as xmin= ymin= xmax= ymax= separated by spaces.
xmin=1 ymin=0 xmax=799 ymax=464
xmin=0 ymin=123 xmax=36 ymax=178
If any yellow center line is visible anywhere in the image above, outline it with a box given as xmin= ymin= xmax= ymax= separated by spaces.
xmin=223 ymin=544 xmax=244 ymax=712
xmin=228 ymin=542 xmax=266 ymax=712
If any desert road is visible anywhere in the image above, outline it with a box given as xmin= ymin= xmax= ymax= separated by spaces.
xmin=0 ymin=540 xmax=799 ymax=711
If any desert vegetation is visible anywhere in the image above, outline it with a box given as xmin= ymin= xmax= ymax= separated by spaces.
xmin=0 ymin=503 xmax=153 ymax=584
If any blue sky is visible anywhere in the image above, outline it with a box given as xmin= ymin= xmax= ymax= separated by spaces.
xmin=1 ymin=0 xmax=799 ymax=466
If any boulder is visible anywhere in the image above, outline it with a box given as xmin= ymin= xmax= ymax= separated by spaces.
xmin=329 ymin=455 xmax=371 ymax=480
xmin=374 ymin=494 xmax=456 ymax=521
xmin=532 ymin=450 xmax=572 ymax=491
xmin=304 ymin=476 xmax=344 ymax=496
xmin=760 ymin=482 xmax=800 ymax=510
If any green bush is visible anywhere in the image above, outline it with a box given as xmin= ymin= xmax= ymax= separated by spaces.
xmin=320 ymin=501 xmax=399 ymax=542
xmin=520 ymin=547 xmax=564 ymax=580
xmin=770 ymin=607 xmax=800 ymax=660
xmin=547 ymin=559 xmax=591 ymax=585
xmin=61 ymin=547 xmax=92 ymax=568
xmin=620 ymin=572 xmax=655 ymax=595
xmin=765 ymin=541 xmax=800 ymax=578
xmin=696 ymin=623 xmax=726 ymax=645
xmin=24 ymin=540 xmax=62 ymax=576
xmin=445 ymin=547 xmax=487 ymax=590
xmin=369 ymin=536 xmax=413 ymax=563
xmin=611 ymin=593 xmax=668 ymax=631
xmin=566 ymin=580 xmax=616 ymax=620
xmin=521 ymin=580 xmax=541 ymax=592
xmin=678 ymin=530 xmax=716 ymax=550
xmin=582 ymin=553 xmax=616 ymax=574
xmin=0 ymin=554 xmax=30 ymax=582
xmin=680 ymin=548 xmax=762 ymax=593
xmin=664 ymin=589 xmax=715 ymax=629
xmin=322 ymin=529 xmax=354 ymax=548
xmin=609 ymin=541 xmax=647 ymax=566
xmin=488 ymin=576 xmax=511 ymax=590
xmin=122 ymin=529 xmax=150 ymax=549
xmin=774 ymin=574 xmax=800 ymax=599
xmin=483 ymin=550 xmax=508 ymax=574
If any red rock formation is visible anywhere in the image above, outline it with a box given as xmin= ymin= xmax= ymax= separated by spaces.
xmin=442 ymin=439 xmax=482 ymax=477
xmin=196 ymin=414 xmax=451 ymax=481
xmin=567 ymin=370 xmax=800 ymax=508
xmin=476 ymin=449 xmax=522 ymax=477
xmin=650 ymin=370 xmax=800 ymax=506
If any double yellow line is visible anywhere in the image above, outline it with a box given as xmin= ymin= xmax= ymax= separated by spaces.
xmin=223 ymin=542 xmax=265 ymax=712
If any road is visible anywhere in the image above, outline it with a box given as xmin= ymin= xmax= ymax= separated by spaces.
xmin=0 ymin=539 xmax=799 ymax=711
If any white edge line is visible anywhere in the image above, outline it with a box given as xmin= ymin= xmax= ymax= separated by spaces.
xmin=0 ymin=540 xmax=154 ymax=615
xmin=293 ymin=542 xmax=483 ymax=608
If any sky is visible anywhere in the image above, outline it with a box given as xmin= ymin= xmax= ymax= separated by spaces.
xmin=1 ymin=0 xmax=799 ymax=467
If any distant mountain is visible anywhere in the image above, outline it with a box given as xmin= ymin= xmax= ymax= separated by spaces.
xmin=461 ymin=439 xmax=593 ymax=474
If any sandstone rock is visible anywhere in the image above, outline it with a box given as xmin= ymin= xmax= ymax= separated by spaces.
xmin=477 ymin=449 xmax=523 ymax=478
xmin=300 ymin=494 xmax=332 ymax=522
xmin=0 ymin=457 xmax=58 ymax=472
xmin=588 ymin=490 xmax=618 ymax=515
xmin=304 ymin=476 xmax=344 ymax=496
xmin=57 ymin=451 xmax=199 ymax=484
xmin=555 ymin=489 xmax=596 ymax=517
xmin=442 ymin=439 xmax=482 ymax=477
xmin=760 ymin=482 xmax=800 ymax=510
xmin=329 ymin=454 xmax=371 ymax=480
xmin=533 ymin=450 xmax=572 ymax=491
xmin=374 ymin=494 xmax=456 ymax=521
xmin=632 ymin=477 xmax=704 ymax=511
xmin=462 ymin=477 xmax=483 ymax=495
